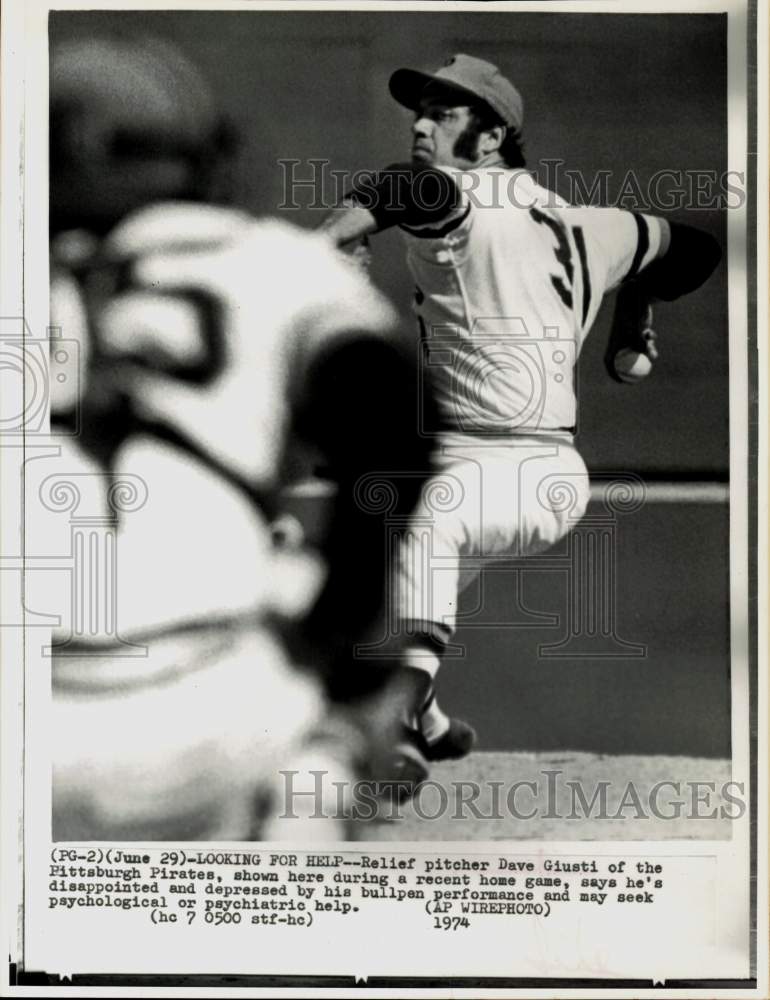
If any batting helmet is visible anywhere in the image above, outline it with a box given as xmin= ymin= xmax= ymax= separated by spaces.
xmin=50 ymin=34 xmax=236 ymax=233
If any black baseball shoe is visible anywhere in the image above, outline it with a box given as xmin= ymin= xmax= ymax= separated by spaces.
xmin=423 ymin=716 xmax=477 ymax=762
xmin=371 ymin=725 xmax=431 ymax=803
xmin=374 ymin=716 xmax=477 ymax=805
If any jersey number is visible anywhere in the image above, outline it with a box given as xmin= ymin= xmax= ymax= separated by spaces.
xmin=529 ymin=207 xmax=591 ymax=325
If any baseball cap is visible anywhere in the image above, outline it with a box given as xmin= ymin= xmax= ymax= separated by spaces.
xmin=389 ymin=53 xmax=524 ymax=131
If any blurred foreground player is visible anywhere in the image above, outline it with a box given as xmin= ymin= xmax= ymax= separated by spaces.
xmin=48 ymin=35 xmax=431 ymax=838
xmin=320 ymin=53 xmax=722 ymax=785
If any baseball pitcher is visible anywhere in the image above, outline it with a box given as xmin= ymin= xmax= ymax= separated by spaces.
xmin=319 ymin=53 xmax=722 ymax=787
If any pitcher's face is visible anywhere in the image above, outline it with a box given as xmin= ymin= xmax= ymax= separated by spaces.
xmin=411 ymin=98 xmax=477 ymax=169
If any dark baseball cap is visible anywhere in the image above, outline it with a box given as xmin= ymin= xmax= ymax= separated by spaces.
xmin=389 ymin=53 xmax=524 ymax=130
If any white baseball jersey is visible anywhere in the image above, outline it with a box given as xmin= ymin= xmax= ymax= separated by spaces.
xmin=54 ymin=203 xmax=396 ymax=488
xmin=401 ymin=168 xmax=663 ymax=436
xmin=46 ymin=203 xmax=396 ymax=838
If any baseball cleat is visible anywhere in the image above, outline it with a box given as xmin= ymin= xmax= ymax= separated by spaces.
xmin=373 ymin=725 xmax=430 ymax=803
xmin=424 ymin=716 xmax=477 ymax=762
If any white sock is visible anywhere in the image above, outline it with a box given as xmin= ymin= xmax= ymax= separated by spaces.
xmin=401 ymin=645 xmax=441 ymax=679
xmin=399 ymin=646 xmax=441 ymax=731
xmin=420 ymin=692 xmax=450 ymax=744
